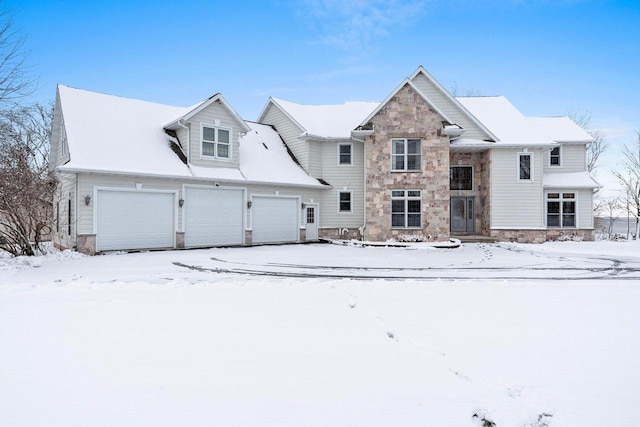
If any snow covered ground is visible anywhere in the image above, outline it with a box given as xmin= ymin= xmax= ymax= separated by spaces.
xmin=1 ymin=241 xmax=639 ymax=426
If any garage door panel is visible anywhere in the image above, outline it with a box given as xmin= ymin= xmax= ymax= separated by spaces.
xmin=252 ymin=197 xmax=298 ymax=244
xmin=97 ymin=191 xmax=175 ymax=251
xmin=184 ymin=187 xmax=244 ymax=247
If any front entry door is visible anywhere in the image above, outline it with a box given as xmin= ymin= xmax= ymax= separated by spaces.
xmin=451 ymin=197 xmax=475 ymax=233
xmin=305 ymin=204 xmax=318 ymax=241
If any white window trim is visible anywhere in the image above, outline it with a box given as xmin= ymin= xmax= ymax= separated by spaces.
xmin=545 ymin=190 xmax=578 ymax=229
xmin=337 ymin=190 xmax=353 ymax=214
xmin=517 ymin=152 xmax=534 ymax=182
xmin=450 ymin=165 xmax=474 ymax=191
xmin=391 ymin=138 xmax=422 ymax=172
xmin=200 ymin=123 xmax=233 ymax=161
xmin=391 ymin=189 xmax=422 ymax=229
xmin=337 ymin=143 xmax=353 ymax=166
xmin=549 ymin=145 xmax=562 ymax=168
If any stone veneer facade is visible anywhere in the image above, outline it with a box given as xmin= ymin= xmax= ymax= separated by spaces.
xmin=363 ymin=84 xmax=450 ymax=242
xmin=449 ymin=151 xmax=491 ymax=236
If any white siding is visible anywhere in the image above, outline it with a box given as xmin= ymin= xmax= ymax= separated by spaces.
xmin=260 ymin=104 xmax=309 ymax=172
xmin=187 ymin=102 xmax=241 ymax=169
xmin=77 ymin=172 xmax=328 ymax=241
xmin=543 ymin=144 xmax=587 ymax=174
xmin=318 ymin=141 xmax=365 ymax=229
xmin=411 ymin=73 xmax=492 ymax=141
xmin=52 ymin=172 xmax=77 ymax=249
xmin=578 ymin=189 xmax=594 ymax=229
xmin=308 ymin=140 xmax=322 ymax=177
xmin=491 ymin=148 xmax=545 ymax=228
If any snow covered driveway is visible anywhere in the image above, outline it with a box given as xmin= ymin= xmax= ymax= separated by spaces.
xmin=1 ymin=241 xmax=640 ymax=426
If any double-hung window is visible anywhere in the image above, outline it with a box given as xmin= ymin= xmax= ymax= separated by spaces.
xmin=338 ymin=191 xmax=352 ymax=213
xmin=391 ymin=190 xmax=421 ymax=228
xmin=202 ymin=125 xmax=231 ymax=159
xmin=338 ymin=143 xmax=352 ymax=165
xmin=518 ymin=152 xmax=533 ymax=181
xmin=392 ymin=139 xmax=421 ymax=171
xmin=547 ymin=192 xmax=576 ymax=228
xmin=450 ymin=166 xmax=473 ymax=190
xmin=549 ymin=146 xmax=561 ymax=167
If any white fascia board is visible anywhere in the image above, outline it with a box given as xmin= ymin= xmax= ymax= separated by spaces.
xmin=256 ymin=97 xmax=307 ymax=134
xmin=56 ymin=166 xmax=330 ymax=190
xmin=164 ymin=94 xmax=251 ymax=133
xmin=411 ymin=66 xmax=499 ymax=142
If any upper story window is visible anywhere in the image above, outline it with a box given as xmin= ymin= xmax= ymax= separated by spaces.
xmin=450 ymin=166 xmax=473 ymax=190
xmin=202 ymin=125 xmax=231 ymax=160
xmin=547 ymin=192 xmax=576 ymax=228
xmin=518 ymin=152 xmax=533 ymax=181
xmin=549 ymin=146 xmax=561 ymax=167
xmin=392 ymin=139 xmax=421 ymax=171
xmin=391 ymin=190 xmax=421 ymax=228
xmin=338 ymin=143 xmax=352 ymax=165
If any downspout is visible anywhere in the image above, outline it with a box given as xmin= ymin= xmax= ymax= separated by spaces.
xmin=351 ymin=136 xmax=367 ymax=241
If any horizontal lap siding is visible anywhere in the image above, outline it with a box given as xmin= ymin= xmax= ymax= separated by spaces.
xmin=245 ymin=184 xmax=325 ymax=231
xmin=260 ymin=104 xmax=309 ymax=172
xmin=319 ymin=141 xmax=364 ymax=228
xmin=543 ymin=144 xmax=587 ymax=174
xmin=491 ymin=148 xmax=544 ymax=228
xmin=578 ymin=189 xmax=593 ymax=229
xmin=188 ymin=103 xmax=240 ymax=169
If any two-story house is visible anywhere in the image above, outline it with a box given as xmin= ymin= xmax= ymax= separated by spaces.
xmin=50 ymin=66 xmax=599 ymax=254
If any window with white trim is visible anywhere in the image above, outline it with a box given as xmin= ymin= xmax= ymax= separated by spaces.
xmin=547 ymin=192 xmax=576 ymax=228
xmin=518 ymin=152 xmax=533 ymax=181
xmin=549 ymin=146 xmax=561 ymax=167
xmin=202 ymin=125 xmax=231 ymax=159
xmin=391 ymin=190 xmax=421 ymax=228
xmin=450 ymin=166 xmax=473 ymax=190
xmin=338 ymin=191 xmax=352 ymax=212
xmin=338 ymin=143 xmax=352 ymax=165
xmin=392 ymin=139 xmax=421 ymax=171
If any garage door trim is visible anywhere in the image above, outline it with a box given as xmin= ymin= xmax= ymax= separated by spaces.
xmin=250 ymin=194 xmax=301 ymax=244
xmin=93 ymin=186 xmax=178 ymax=251
xmin=182 ymin=184 xmax=246 ymax=248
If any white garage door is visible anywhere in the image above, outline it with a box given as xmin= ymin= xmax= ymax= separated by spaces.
xmin=252 ymin=196 xmax=299 ymax=244
xmin=184 ymin=187 xmax=244 ymax=247
xmin=96 ymin=190 xmax=175 ymax=251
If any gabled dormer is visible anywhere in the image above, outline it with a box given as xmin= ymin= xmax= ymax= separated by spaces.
xmin=164 ymin=94 xmax=251 ymax=170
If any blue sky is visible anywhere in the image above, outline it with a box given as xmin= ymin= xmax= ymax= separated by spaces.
xmin=7 ymin=0 xmax=640 ymax=193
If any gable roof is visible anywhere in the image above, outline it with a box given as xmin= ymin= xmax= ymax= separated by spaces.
xmin=55 ymin=85 xmax=325 ymax=188
xmin=263 ymin=97 xmax=380 ymax=139
xmin=57 ymin=85 xmax=192 ymax=177
xmin=164 ymin=93 xmax=251 ymax=133
xmin=358 ymin=78 xmax=455 ymax=128
xmin=457 ymin=96 xmax=593 ymax=145
xmin=409 ymin=66 xmax=498 ymax=141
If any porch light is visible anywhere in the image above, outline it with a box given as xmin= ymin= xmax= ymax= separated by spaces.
xmin=179 ymin=199 xmax=184 ymax=207
xmin=247 ymin=201 xmax=252 ymax=209
xmin=84 ymin=195 xmax=91 ymax=206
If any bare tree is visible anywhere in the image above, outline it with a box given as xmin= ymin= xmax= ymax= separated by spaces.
xmin=612 ymin=131 xmax=640 ymax=240
xmin=594 ymin=196 xmax=621 ymax=240
xmin=0 ymin=7 xmax=34 ymax=108
xmin=0 ymin=103 xmax=56 ymax=256
xmin=567 ymin=110 xmax=608 ymax=173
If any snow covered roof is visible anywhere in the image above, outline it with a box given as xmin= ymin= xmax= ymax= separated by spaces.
xmin=270 ymin=98 xmax=380 ymax=139
xmin=528 ymin=117 xmax=593 ymax=143
xmin=57 ymin=85 xmax=192 ymax=177
xmin=56 ymin=86 xmax=325 ymax=188
xmin=543 ymin=172 xmax=601 ymax=189
xmin=456 ymin=96 xmax=550 ymax=144
xmin=456 ymin=96 xmax=593 ymax=146
xmin=239 ymin=122 xmax=322 ymax=186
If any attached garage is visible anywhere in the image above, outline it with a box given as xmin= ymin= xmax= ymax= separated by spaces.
xmin=96 ymin=189 xmax=176 ymax=252
xmin=183 ymin=186 xmax=244 ymax=247
xmin=251 ymin=196 xmax=299 ymax=244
